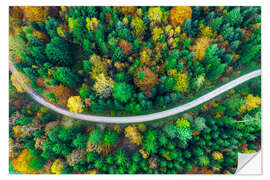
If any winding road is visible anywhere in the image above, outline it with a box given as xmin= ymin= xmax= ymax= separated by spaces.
xmin=10 ymin=61 xmax=261 ymax=124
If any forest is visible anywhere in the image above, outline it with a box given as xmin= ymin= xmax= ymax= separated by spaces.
xmin=9 ymin=6 xmax=261 ymax=115
xmin=9 ymin=73 xmax=261 ymax=174
xmin=9 ymin=6 xmax=261 ymax=174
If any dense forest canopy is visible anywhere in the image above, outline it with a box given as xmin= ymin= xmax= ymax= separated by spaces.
xmin=9 ymin=6 xmax=261 ymax=115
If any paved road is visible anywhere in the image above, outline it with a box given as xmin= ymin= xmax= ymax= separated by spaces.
xmin=10 ymin=61 xmax=261 ymax=124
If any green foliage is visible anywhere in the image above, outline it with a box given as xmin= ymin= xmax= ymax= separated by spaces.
xmin=104 ymin=129 xmax=119 ymax=145
xmin=53 ymin=67 xmax=80 ymax=89
xmin=113 ymin=82 xmax=133 ymax=103
xmin=89 ymin=128 xmax=104 ymax=145
xmin=45 ymin=37 xmax=73 ymax=66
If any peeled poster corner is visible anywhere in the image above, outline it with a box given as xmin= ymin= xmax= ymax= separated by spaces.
xmin=236 ymin=151 xmax=262 ymax=175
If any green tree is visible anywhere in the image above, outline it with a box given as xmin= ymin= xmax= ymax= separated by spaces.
xmin=45 ymin=37 xmax=73 ymax=66
xmin=53 ymin=67 xmax=80 ymax=89
xmin=104 ymin=129 xmax=119 ymax=145
xmin=113 ymin=82 xmax=133 ymax=103
xmin=114 ymin=149 xmax=129 ymax=167
xmin=72 ymin=133 xmax=88 ymax=149
xmin=89 ymin=128 xmax=104 ymax=145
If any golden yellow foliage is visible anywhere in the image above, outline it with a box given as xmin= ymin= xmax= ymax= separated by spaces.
xmin=212 ymin=151 xmax=224 ymax=160
xmin=140 ymin=47 xmax=152 ymax=66
xmin=67 ymin=96 xmax=84 ymax=113
xmin=124 ymin=126 xmax=142 ymax=145
xmin=169 ymin=6 xmax=192 ymax=27
xmin=34 ymin=136 xmax=47 ymax=150
xmin=139 ymin=149 xmax=149 ymax=159
xmin=86 ymin=17 xmax=99 ymax=31
xmin=11 ymin=71 xmax=31 ymax=93
xmin=85 ymin=169 xmax=98 ymax=174
xmin=239 ymin=94 xmax=261 ymax=113
xmin=93 ymin=73 xmax=114 ymax=98
xmin=51 ymin=159 xmax=65 ymax=174
xmin=147 ymin=7 xmax=163 ymax=25
xmin=172 ymin=72 xmax=189 ymax=92
xmin=12 ymin=149 xmax=39 ymax=174
xmin=199 ymin=24 xmax=216 ymax=38
xmin=20 ymin=6 xmax=50 ymax=23
xmin=120 ymin=6 xmax=137 ymax=17
xmin=152 ymin=27 xmax=164 ymax=42
xmin=89 ymin=54 xmax=108 ymax=79
xmin=189 ymin=37 xmax=212 ymax=61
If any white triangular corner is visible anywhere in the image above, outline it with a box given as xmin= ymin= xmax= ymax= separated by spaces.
xmin=236 ymin=151 xmax=262 ymax=175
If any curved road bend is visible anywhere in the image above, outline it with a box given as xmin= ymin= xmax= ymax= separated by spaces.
xmin=10 ymin=61 xmax=261 ymax=124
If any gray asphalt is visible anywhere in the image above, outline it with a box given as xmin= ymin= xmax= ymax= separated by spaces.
xmin=10 ymin=61 xmax=261 ymax=124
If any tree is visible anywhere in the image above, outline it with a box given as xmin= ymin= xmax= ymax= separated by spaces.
xmin=114 ymin=149 xmax=129 ymax=167
xmin=142 ymin=130 xmax=158 ymax=154
xmin=118 ymin=39 xmax=132 ymax=55
xmin=51 ymin=159 xmax=65 ymax=174
xmin=112 ymin=47 xmax=125 ymax=62
xmin=189 ymin=37 xmax=212 ymax=61
xmin=211 ymin=17 xmax=223 ymax=32
xmin=171 ymin=72 xmax=189 ymax=92
xmin=89 ymin=128 xmax=104 ymax=145
xmin=67 ymin=96 xmax=84 ymax=113
xmin=124 ymin=126 xmax=142 ymax=145
xmin=29 ymin=156 xmax=46 ymax=171
xmin=23 ymin=68 xmax=38 ymax=80
xmin=113 ymin=82 xmax=133 ymax=103
xmin=53 ymin=67 xmax=80 ymax=89
xmin=207 ymin=63 xmax=226 ymax=81
xmin=224 ymin=7 xmax=242 ymax=26
xmin=169 ymin=6 xmax=192 ymax=27
xmin=72 ymin=133 xmax=88 ymax=149
xmin=147 ymin=7 xmax=163 ymax=25
xmin=133 ymin=67 xmax=158 ymax=91
xmin=93 ymin=73 xmax=114 ymax=98
xmin=12 ymin=149 xmax=39 ymax=174
xmin=193 ymin=117 xmax=207 ymax=131
xmin=131 ymin=17 xmax=146 ymax=39
xmin=45 ymin=37 xmax=73 ymax=66
xmin=21 ymin=6 xmax=50 ymax=23
xmin=104 ymin=129 xmax=119 ymax=145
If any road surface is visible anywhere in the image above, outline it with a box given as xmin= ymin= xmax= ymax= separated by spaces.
xmin=10 ymin=61 xmax=261 ymax=124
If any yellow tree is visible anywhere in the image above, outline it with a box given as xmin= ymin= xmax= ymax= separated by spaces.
xmin=11 ymin=71 xmax=31 ymax=93
xmin=124 ymin=126 xmax=142 ymax=145
xmin=212 ymin=151 xmax=224 ymax=160
xmin=172 ymin=72 xmax=189 ymax=92
xmin=152 ymin=27 xmax=164 ymax=43
xmin=51 ymin=159 xmax=65 ymax=174
xmin=89 ymin=54 xmax=108 ymax=79
xmin=169 ymin=6 xmax=192 ymax=28
xmin=239 ymin=94 xmax=261 ymax=113
xmin=189 ymin=37 xmax=212 ymax=61
xmin=93 ymin=73 xmax=114 ymax=98
xmin=140 ymin=47 xmax=152 ymax=66
xmin=86 ymin=17 xmax=99 ymax=31
xmin=147 ymin=7 xmax=163 ymax=25
xmin=67 ymin=96 xmax=84 ymax=113
xmin=131 ymin=17 xmax=146 ymax=40
xmin=12 ymin=149 xmax=39 ymax=174
xmin=20 ymin=6 xmax=50 ymax=23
